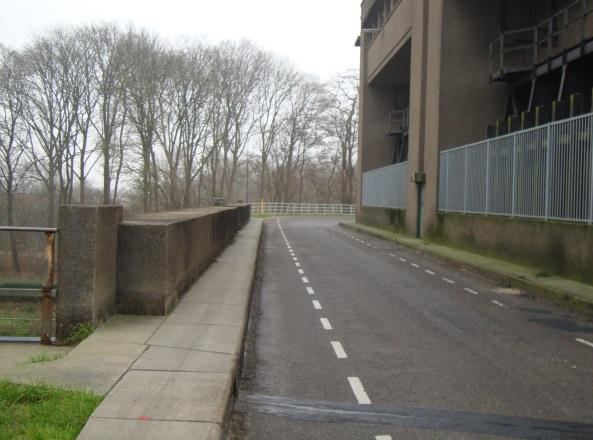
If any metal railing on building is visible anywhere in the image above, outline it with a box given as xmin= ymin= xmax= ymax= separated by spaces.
xmin=0 ymin=226 xmax=57 ymax=343
xmin=386 ymin=109 xmax=409 ymax=136
xmin=251 ymin=203 xmax=356 ymax=216
xmin=362 ymin=161 xmax=408 ymax=209
xmin=490 ymin=0 xmax=593 ymax=80
xmin=439 ymin=112 xmax=593 ymax=223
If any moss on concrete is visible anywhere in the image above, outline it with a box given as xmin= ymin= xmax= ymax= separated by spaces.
xmin=428 ymin=213 xmax=593 ymax=286
xmin=357 ymin=206 xmax=406 ymax=234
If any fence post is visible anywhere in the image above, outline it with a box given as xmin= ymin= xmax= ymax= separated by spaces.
xmin=545 ymin=124 xmax=551 ymax=220
xmin=589 ymin=116 xmax=593 ymax=224
xmin=512 ymin=133 xmax=517 ymax=217
xmin=485 ymin=141 xmax=490 ymax=215
xmin=464 ymin=147 xmax=468 ymax=213
xmin=445 ymin=152 xmax=450 ymax=211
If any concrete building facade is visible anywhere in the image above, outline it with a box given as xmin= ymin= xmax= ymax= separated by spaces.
xmin=356 ymin=0 xmax=593 ymax=284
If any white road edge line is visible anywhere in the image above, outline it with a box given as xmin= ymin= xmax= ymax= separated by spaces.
xmin=347 ymin=377 xmax=371 ymax=405
xmin=575 ymin=338 xmax=593 ymax=349
xmin=302 ymin=277 xmax=309 ymax=283
xmin=464 ymin=288 xmax=479 ymax=295
xmin=320 ymin=318 xmax=333 ymax=330
xmin=306 ymin=287 xmax=315 ymax=295
xmin=442 ymin=277 xmax=455 ymax=284
xmin=312 ymin=300 xmax=322 ymax=310
xmin=331 ymin=341 xmax=347 ymax=358
xmin=425 ymin=270 xmax=435 ymax=275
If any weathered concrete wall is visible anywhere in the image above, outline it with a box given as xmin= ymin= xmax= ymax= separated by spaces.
xmin=431 ymin=213 xmax=593 ymax=285
xmin=56 ymin=205 xmax=123 ymax=339
xmin=116 ymin=205 xmax=251 ymax=315
xmin=358 ymin=206 xmax=407 ymax=233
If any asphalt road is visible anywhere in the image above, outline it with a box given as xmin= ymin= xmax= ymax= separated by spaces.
xmin=228 ymin=217 xmax=593 ymax=440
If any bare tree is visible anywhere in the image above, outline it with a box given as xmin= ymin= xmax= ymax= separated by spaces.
xmin=326 ymin=70 xmax=358 ymax=204
xmin=0 ymin=45 xmax=30 ymax=271
xmin=22 ymin=29 xmax=83 ymax=225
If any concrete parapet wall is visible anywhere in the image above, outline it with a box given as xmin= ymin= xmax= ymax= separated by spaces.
xmin=358 ymin=206 xmax=407 ymax=233
xmin=117 ymin=205 xmax=251 ymax=315
xmin=431 ymin=213 xmax=593 ymax=285
xmin=57 ymin=205 xmax=123 ymax=339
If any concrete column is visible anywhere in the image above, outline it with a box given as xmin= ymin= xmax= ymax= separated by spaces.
xmin=56 ymin=205 xmax=123 ymax=339
xmin=405 ymin=0 xmax=430 ymax=234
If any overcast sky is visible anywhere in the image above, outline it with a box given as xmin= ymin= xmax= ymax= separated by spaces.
xmin=0 ymin=0 xmax=361 ymax=79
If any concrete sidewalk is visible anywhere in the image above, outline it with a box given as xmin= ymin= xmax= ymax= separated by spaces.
xmin=76 ymin=218 xmax=262 ymax=439
xmin=341 ymin=222 xmax=593 ymax=319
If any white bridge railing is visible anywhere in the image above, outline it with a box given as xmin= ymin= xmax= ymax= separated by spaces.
xmin=439 ymin=112 xmax=593 ymax=223
xmin=251 ymin=202 xmax=356 ymax=216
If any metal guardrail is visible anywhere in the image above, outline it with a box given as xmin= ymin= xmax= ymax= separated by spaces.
xmin=439 ymin=112 xmax=593 ymax=223
xmin=386 ymin=109 xmax=409 ymax=135
xmin=490 ymin=0 xmax=593 ymax=79
xmin=362 ymin=161 xmax=408 ymax=209
xmin=251 ymin=203 xmax=355 ymax=216
xmin=0 ymin=226 xmax=57 ymax=344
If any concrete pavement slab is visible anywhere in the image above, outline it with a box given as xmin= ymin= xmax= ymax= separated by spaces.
xmin=90 ymin=315 xmax=165 ymax=344
xmin=78 ymin=419 xmax=221 ymax=440
xmin=132 ymin=346 xmax=236 ymax=373
xmin=168 ymin=303 xmax=247 ymax=325
xmin=92 ymin=370 xmax=232 ymax=423
xmin=147 ymin=322 xmax=244 ymax=354
xmin=182 ymin=286 xmax=250 ymax=305
xmin=6 ymin=338 xmax=147 ymax=394
xmin=194 ymin=265 xmax=255 ymax=292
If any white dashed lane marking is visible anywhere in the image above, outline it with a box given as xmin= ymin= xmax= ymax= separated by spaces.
xmin=320 ymin=318 xmax=333 ymax=330
xmin=298 ymin=269 xmax=304 ymax=274
xmin=442 ymin=277 xmax=455 ymax=284
xmin=306 ymin=287 xmax=315 ymax=295
xmin=389 ymin=253 xmax=396 ymax=257
xmin=331 ymin=341 xmax=348 ymax=359
xmin=376 ymin=436 xmax=393 ymax=440
xmin=399 ymin=257 xmax=407 ymax=262
xmin=464 ymin=288 xmax=479 ymax=295
xmin=410 ymin=263 xmax=420 ymax=268
xmin=348 ymin=377 xmax=371 ymax=405
xmin=312 ymin=300 xmax=322 ymax=310
xmin=575 ymin=338 xmax=593 ymax=349
xmin=425 ymin=269 xmax=435 ymax=275
xmin=295 ymin=262 xmax=301 ymax=267
xmin=302 ymin=277 xmax=309 ymax=283
xmin=492 ymin=300 xmax=507 ymax=308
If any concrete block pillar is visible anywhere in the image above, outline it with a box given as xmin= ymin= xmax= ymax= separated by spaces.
xmin=56 ymin=205 xmax=123 ymax=340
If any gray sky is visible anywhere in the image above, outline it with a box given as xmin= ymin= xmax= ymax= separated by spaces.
xmin=0 ymin=0 xmax=361 ymax=79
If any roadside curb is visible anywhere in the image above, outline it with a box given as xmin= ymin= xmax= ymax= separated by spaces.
xmin=340 ymin=222 xmax=593 ymax=320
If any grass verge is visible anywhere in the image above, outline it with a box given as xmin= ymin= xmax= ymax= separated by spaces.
xmin=0 ymin=381 xmax=102 ymax=440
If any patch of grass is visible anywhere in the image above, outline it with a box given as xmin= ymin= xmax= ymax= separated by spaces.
xmin=0 ymin=300 xmax=40 ymax=337
xmin=24 ymin=351 xmax=65 ymax=365
xmin=64 ymin=323 xmax=95 ymax=346
xmin=0 ymin=381 xmax=102 ymax=440
xmin=536 ymin=271 xmax=552 ymax=278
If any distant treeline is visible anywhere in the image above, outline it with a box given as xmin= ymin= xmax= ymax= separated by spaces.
xmin=0 ymin=24 xmax=358 ymax=230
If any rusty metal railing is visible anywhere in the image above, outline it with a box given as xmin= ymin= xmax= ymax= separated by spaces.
xmin=0 ymin=226 xmax=57 ymax=344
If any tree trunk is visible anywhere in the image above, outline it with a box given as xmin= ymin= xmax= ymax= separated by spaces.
xmin=7 ymin=192 xmax=21 ymax=273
